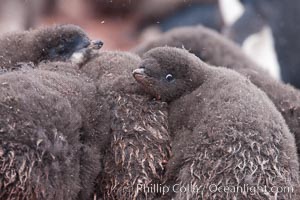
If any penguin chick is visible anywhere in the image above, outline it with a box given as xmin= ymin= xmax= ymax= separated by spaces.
xmin=36 ymin=61 xmax=110 ymax=200
xmin=133 ymin=25 xmax=300 ymax=162
xmin=0 ymin=63 xmax=102 ymax=200
xmin=133 ymin=47 xmax=299 ymax=199
xmin=0 ymin=24 xmax=102 ymax=70
xmin=81 ymin=51 xmax=171 ymax=200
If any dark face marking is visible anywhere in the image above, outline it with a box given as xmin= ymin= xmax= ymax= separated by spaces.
xmin=48 ymin=34 xmax=92 ymax=60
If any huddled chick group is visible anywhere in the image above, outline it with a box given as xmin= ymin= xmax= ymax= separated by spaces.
xmin=0 ymin=24 xmax=300 ymax=200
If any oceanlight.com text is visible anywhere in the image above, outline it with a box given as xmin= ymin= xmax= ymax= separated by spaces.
xmin=136 ymin=183 xmax=294 ymax=196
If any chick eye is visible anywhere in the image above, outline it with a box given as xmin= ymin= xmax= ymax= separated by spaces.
xmin=166 ymin=74 xmax=174 ymax=82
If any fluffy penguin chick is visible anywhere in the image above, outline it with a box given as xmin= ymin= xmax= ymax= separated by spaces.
xmin=0 ymin=24 xmax=102 ymax=70
xmin=36 ymin=61 xmax=110 ymax=200
xmin=81 ymin=51 xmax=171 ymax=200
xmin=134 ymin=25 xmax=300 ymax=163
xmin=0 ymin=63 xmax=103 ymax=200
xmin=133 ymin=47 xmax=299 ymax=199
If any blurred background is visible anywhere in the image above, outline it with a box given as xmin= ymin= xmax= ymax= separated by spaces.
xmin=0 ymin=0 xmax=299 ymax=87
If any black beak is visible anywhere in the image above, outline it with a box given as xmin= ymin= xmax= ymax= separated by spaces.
xmin=91 ymin=40 xmax=104 ymax=49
